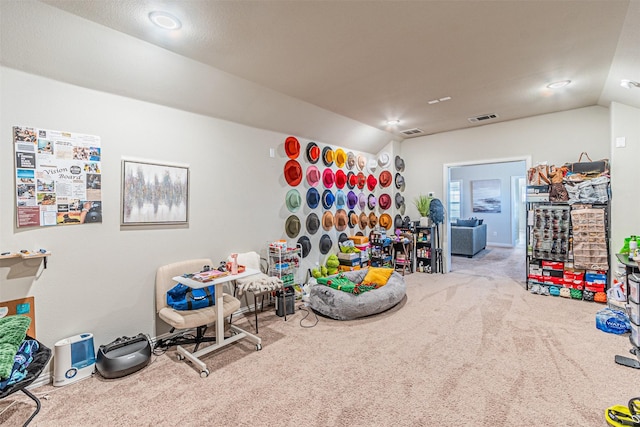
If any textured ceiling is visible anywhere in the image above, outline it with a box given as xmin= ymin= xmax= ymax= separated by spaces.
xmin=36 ymin=0 xmax=640 ymax=140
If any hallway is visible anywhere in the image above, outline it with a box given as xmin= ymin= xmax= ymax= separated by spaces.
xmin=449 ymin=245 xmax=526 ymax=286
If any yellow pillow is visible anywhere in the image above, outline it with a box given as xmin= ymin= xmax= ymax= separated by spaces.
xmin=362 ymin=267 xmax=394 ymax=288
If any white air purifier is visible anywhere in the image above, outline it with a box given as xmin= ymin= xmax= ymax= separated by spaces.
xmin=53 ymin=333 xmax=96 ymax=386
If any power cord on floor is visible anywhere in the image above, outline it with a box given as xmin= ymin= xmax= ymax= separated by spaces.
xmin=152 ymin=332 xmax=196 ymax=356
xmin=298 ymin=304 xmax=319 ymax=328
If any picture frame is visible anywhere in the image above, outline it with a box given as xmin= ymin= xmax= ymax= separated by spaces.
xmin=471 ymin=179 xmax=501 ymax=213
xmin=121 ymin=159 xmax=189 ymax=225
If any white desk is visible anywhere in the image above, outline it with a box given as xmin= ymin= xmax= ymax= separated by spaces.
xmin=172 ymin=268 xmax=262 ymax=375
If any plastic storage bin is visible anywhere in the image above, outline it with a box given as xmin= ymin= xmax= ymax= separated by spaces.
xmin=630 ymin=274 xmax=640 ymax=303
xmin=628 ymin=299 xmax=640 ymax=325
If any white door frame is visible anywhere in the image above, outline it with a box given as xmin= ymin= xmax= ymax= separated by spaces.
xmin=442 ymin=155 xmax=531 ymax=272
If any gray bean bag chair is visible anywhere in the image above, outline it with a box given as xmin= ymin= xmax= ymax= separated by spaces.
xmin=309 ymin=269 xmax=407 ymax=320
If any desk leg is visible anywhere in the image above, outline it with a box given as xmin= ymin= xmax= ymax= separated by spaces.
xmin=176 ymin=345 xmax=207 ymax=374
xmin=215 ymin=282 xmax=225 ymax=351
xmin=229 ymin=325 xmax=262 ymax=350
xmin=177 ymin=281 xmax=263 ymax=376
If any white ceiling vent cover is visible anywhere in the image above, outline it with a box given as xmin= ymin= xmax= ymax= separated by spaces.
xmin=468 ymin=113 xmax=499 ymax=123
xmin=400 ymin=128 xmax=424 ymax=136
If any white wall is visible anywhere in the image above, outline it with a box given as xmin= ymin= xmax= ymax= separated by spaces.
xmin=0 ymin=67 xmax=380 ymax=348
xmin=610 ymin=102 xmax=640 ymax=262
xmin=0 ymin=1 xmax=402 ymax=350
xmin=401 ymin=106 xmax=611 ymax=270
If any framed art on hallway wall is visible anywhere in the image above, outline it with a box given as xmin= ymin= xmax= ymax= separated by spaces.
xmin=121 ymin=159 xmax=189 ymax=226
xmin=471 ymin=179 xmax=501 ymax=213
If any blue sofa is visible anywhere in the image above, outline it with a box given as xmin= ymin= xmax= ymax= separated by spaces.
xmin=451 ymin=223 xmax=487 ymax=257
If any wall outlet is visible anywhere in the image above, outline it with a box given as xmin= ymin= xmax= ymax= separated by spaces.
xmin=269 ymin=148 xmax=275 ymax=158
xmin=492 ymin=231 xmax=498 ymax=237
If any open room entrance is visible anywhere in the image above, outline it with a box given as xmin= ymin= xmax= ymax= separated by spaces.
xmin=445 ymin=158 xmax=528 ymax=283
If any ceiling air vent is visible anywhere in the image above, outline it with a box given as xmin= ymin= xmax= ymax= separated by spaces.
xmin=400 ymin=128 xmax=424 ymax=136
xmin=468 ymin=113 xmax=499 ymax=123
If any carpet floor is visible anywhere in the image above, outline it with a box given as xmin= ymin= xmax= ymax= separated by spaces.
xmin=0 ymin=246 xmax=635 ymax=426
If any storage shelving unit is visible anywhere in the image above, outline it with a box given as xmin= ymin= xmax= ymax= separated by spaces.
xmin=369 ymin=231 xmax=393 ymax=268
xmin=267 ymin=243 xmax=301 ymax=319
xmin=392 ymin=238 xmax=413 ymax=275
xmin=267 ymin=244 xmax=301 ymax=288
xmin=414 ymin=225 xmax=437 ymax=273
xmin=526 ymin=201 xmax=610 ymax=300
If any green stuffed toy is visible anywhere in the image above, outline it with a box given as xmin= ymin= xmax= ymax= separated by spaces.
xmin=311 ymin=265 xmax=329 ymax=278
xmin=326 ymin=254 xmax=340 ymax=276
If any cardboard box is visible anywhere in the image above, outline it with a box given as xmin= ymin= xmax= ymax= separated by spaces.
xmin=337 ymin=252 xmax=360 ymax=261
xmin=543 ymin=277 xmax=563 ymax=285
xmin=542 ymin=261 xmax=564 ymax=271
xmin=528 ymin=274 xmax=543 ymax=283
xmin=584 ymin=283 xmax=605 ymax=293
xmin=543 ymin=269 xmax=564 ymax=278
xmin=349 ymin=236 xmax=369 ymax=245
xmin=563 ymin=269 xmax=585 ymax=290
xmin=527 ymin=193 xmax=550 ymax=202
xmin=527 ymin=185 xmax=550 ymax=194
xmin=585 ymin=272 xmax=607 ymax=283
xmin=529 ymin=265 xmax=542 ymax=275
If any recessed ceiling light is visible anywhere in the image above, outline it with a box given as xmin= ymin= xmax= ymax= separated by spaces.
xmin=386 ymin=120 xmax=401 ymax=125
xmin=149 ymin=11 xmax=182 ymax=31
xmin=621 ymin=79 xmax=640 ymax=89
xmin=439 ymin=96 xmax=452 ymax=102
xmin=427 ymin=100 xmax=440 ymax=105
xmin=547 ymin=80 xmax=571 ymax=89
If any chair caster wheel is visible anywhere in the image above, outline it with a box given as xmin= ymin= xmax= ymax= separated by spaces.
xmin=176 ymin=353 xmax=185 ymax=361
xmin=256 ymin=344 xmax=262 ymax=351
xmin=200 ymin=369 xmax=210 ymax=378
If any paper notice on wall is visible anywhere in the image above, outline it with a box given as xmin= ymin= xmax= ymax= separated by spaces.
xmin=13 ymin=126 xmax=103 ymax=228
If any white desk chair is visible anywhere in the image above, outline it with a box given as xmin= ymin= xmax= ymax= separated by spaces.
xmin=155 ymin=258 xmax=241 ymax=376
xmin=228 ymin=251 xmax=283 ymax=333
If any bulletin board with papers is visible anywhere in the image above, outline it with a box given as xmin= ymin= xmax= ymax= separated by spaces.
xmin=13 ymin=126 xmax=103 ymax=228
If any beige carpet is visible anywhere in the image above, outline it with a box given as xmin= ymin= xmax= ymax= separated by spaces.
xmin=1 ymin=247 xmax=636 ymax=426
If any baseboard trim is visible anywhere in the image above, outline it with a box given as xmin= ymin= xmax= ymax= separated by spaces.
xmin=486 ymin=243 xmax=514 ymax=248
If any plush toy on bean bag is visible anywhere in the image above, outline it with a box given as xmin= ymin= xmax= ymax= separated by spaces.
xmin=325 ymin=254 xmax=340 ymax=276
xmin=309 ymin=268 xmax=407 ymax=320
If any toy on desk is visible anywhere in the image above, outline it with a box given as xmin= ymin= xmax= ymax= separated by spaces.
xmin=229 ymin=253 xmax=239 ymax=275
xmin=192 ymin=269 xmax=229 ymax=282
xmin=225 ymin=262 xmax=245 ymax=274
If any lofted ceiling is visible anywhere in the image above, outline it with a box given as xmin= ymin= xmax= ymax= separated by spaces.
xmin=35 ymin=0 xmax=640 ymax=141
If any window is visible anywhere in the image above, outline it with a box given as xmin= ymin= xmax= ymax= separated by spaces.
xmin=449 ymin=179 xmax=462 ymax=222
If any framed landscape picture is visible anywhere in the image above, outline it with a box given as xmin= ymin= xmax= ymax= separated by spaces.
xmin=121 ymin=159 xmax=189 ymax=225
xmin=471 ymin=179 xmax=501 ymax=213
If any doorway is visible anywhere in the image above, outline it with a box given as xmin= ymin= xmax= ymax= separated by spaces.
xmin=444 ymin=157 xmax=529 ymax=277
